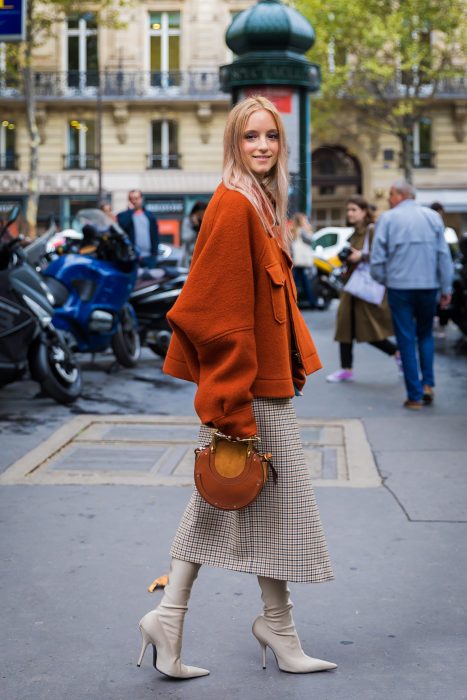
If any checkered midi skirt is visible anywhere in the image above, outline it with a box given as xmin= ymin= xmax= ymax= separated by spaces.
xmin=170 ymin=397 xmax=334 ymax=583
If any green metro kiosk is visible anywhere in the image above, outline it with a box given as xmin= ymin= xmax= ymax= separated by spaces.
xmin=220 ymin=0 xmax=320 ymax=217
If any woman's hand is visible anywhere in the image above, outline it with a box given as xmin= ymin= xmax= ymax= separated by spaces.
xmin=347 ymin=248 xmax=363 ymax=264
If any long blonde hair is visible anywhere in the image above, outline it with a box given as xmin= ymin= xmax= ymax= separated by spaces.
xmin=222 ymin=96 xmax=289 ymax=244
xmin=290 ymin=212 xmax=312 ymax=240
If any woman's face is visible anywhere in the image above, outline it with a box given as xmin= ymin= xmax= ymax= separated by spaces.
xmin=346 ymin=203 xmax=366 ymax=225
xmin=240 ymin=109 xmax=279 ymax=181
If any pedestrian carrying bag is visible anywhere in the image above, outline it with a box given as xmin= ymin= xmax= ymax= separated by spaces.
xmin=343 ymin=231 xmax=385 ymax=305
xmin=194 ymin=431 xmax=277 ymax=511
xmin=291 ymin=233 xmax=314 ymax=268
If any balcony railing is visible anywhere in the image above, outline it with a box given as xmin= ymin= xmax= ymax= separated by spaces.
xmin=2 ymin=70 xmax=464 ymax=102
xmin=0 ymin=71 xmax=224 ymax=100
xmin=0 ymin=153 xmax=19 ymax=170
xmin=146 ymin=153 xmax=182 ymax=169
xmin=63 ymin=153 xmax=100 ymax=170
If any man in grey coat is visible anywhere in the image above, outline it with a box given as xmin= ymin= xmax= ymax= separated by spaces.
xmin=370 ymin=180 xmax=454 ymax=409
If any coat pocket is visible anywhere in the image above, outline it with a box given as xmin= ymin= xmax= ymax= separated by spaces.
xmin=265 ymin=263 xmax=287 ymax=324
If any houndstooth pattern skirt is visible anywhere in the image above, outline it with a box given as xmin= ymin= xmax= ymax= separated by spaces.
xmin=170 ymin=397 xmax=334 ymax=583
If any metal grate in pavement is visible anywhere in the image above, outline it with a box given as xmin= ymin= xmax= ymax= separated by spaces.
xmin=0 ymin=415 xmax=380 ymax=487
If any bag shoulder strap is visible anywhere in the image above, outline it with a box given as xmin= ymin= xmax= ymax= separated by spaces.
xmin=362 ymin=224 xmax=376 ymax=253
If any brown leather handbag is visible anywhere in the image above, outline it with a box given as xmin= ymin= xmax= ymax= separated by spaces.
xmin=194 ymin=431 xmax=277 ymax=511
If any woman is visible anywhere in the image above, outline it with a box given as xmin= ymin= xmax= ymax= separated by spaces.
xmin=137 ymin=96 xmax=336 ymax=679
xmin=290 ymin=212 xmax=319 ymax=309
xmin=326 ymin=195 xmax=401 ymax=383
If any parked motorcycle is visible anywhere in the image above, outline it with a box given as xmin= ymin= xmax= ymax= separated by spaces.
xmin=130 ymin=265 xmax=187 ymax=357
xmin=0 ymin=207 xmax=82 ymax=403
xmin=40 ymin=210 xmax=141 ymax=367
xmin=29 ymin=223 xmax=186 ymax=360
xmin=296 ymin=256 xmax=343 ymax=309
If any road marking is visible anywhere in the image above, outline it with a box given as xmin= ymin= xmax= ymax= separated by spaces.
xmin=0 ymin=415 xmax=380 ymax=487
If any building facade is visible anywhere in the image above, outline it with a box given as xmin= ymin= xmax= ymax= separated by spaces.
xmin=1 ymin=0 xmax=466 ymax=238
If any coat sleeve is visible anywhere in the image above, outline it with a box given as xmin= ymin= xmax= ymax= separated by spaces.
xmin=167 ymin=194 xmax=259 ymax=438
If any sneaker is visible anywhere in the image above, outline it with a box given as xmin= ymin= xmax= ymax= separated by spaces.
xmin=326 ymin=369 xmax=354 ymax=383
xmin=394 ymin=352 xmax=404 ymax=375
xmin=403 ymin=399 xmax=423 ymax=410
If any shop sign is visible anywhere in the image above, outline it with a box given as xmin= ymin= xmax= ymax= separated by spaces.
xmin=0 ymin=171 xmax=98 ymax=194
xmin=145 ymin=199 xmax=185 ymax=215
xmin=0 ymin=0 xmax=26 ymax=41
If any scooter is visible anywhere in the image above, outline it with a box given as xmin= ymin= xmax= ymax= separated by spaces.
xmin=0 ymin=207 xmax=82 ymax=403
xmin=40 ymin=209 xmax=141 ymax=367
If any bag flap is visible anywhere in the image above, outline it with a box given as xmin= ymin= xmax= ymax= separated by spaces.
xmin=265 ymin=262 xmax=285 ymax=286
xmin=214 ymin=440 xmax=249 ymax=478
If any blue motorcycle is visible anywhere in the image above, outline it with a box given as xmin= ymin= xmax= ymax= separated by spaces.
xmin=41 ymin=209 xmax=141 ymax=367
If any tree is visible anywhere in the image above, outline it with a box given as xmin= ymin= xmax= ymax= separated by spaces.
xmin=295 ymin=0 xmax=467 ymax=182
xmin=8 ymin=0 xmax=126 ymax=235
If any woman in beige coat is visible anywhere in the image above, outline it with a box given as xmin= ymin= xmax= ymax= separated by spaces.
xmin=326 ymin=195 xmax=401 ymax=382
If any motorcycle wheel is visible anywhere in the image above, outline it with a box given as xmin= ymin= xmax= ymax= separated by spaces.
xmin=111 ymin=308 xmax=141 ymax=367
xmin=31 ymin=334 xmax=82 ymax=404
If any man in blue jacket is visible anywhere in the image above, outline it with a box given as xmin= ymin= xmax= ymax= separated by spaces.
xmin=117 ymin=190 xmax=159 ymax=268
xmin=370 ymin=180 xmax=454 ymax=409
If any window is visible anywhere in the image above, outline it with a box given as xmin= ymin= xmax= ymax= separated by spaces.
xmin=413 ymin=118 xmax=433 ymax=167
xmin=149 ymin=120 xmax=179 ymax=169
xmin=311 ymin=232 xmax=338 ymax=250
xmin=149 ymin=12 xmax=181 ymax=88
xmin=66 ymin=14 xmax=98 ymax=90
xmin=0 ymin=120 xmax=17 ymax=170
xmin=65 ymin=119 xmax=98 ymax=169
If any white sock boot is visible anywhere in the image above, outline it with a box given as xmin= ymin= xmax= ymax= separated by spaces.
xmin=137 ymin=558 xmax=209 ymax=679
xmin=252 ymin=576 xmax=337 ymax=673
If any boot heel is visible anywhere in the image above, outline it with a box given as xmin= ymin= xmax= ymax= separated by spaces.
xmin=137 ymin=626 xmax=151 ymax=667
xmin=259 ymin=641 xmax=267 ymax=669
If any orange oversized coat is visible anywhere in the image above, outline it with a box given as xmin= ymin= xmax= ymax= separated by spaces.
xmin=163 ymin=183 xmax=322 ymax=438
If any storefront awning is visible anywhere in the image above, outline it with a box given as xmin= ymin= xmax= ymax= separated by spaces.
xmin=103 ymin=171 xmax=222 ymax=195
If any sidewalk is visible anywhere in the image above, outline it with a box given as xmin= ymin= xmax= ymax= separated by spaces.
xmin=1 ymin=307 xmax=466 ymax=700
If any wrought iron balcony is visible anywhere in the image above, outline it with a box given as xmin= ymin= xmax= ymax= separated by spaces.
xmin=0 ymin=153 xmax=19 ymax=170
xmin=146 ymin=153 xmax=182 ymax=169
xmin=62 ymin=153 xmax=100 ymax=170
xmin=0 ymin=71 xmax=224 ymax=100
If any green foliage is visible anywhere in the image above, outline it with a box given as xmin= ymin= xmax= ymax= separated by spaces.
xmin=295 ymin=0 xmax=467 ymax=141
xmin=28 ymin=0 xmax=129 ymax=43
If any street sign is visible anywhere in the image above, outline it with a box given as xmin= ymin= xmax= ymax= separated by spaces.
xmin=0 ymin=0 xmax=26 ymax=42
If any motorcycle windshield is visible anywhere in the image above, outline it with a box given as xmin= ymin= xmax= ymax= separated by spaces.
xmin=72 ymin=209 xmax=125 ymax=236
